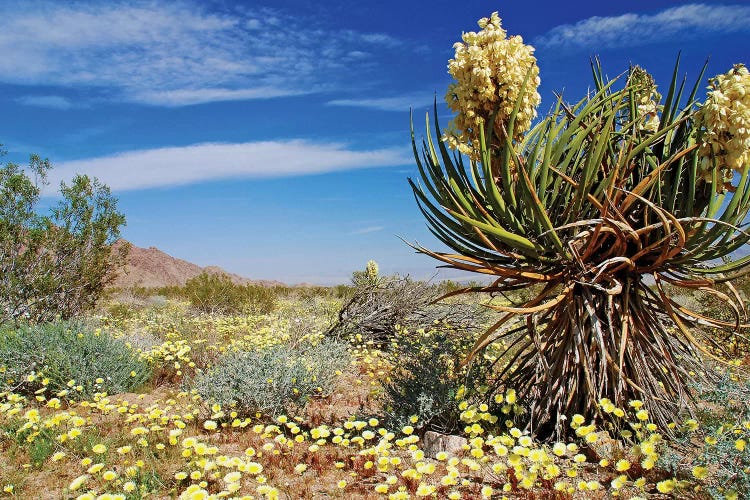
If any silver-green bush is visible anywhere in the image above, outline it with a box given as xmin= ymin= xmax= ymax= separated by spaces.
xmin=380 ymin=325 xmax=502 ymax=434
xmin=192 ymin=339 xmax=350 ymax=418
xmin=0 ymin=321 xmax=151 ymax=398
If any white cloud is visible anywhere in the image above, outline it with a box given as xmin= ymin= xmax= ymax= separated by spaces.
xmin=0 ymin=1 xmax=405 ymax=106
xmin=349 ymin=226 xmax=385 ymax=235
xmin=534 ymin=3 xmax=750 ymax=51
xmin=45 ymin=140 xmax=410 ymax=192
xmin=134 ymin=87 xmax=305 ymax=107
xmin=327 ymin=93 xmax=438 ymax=112
xmin=15 ymin=95 xmax=74 ymax=109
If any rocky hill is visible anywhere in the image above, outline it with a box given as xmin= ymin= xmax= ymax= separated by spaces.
xmin=110 ymin=241 xmax=284 ymax=288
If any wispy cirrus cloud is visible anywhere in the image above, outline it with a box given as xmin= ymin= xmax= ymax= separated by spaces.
xmin=44 ymin=141 xmax=410 ymax=193
xmin=534 ymin=3 xmax=750 ymax=51
xmin=15 ymin=95 xmax=76 ymax=110
xmin=0 ymin=1 xmax=404 ymax=106
xmin=327 ymin=93 xmax=437 ymax=112
xmin=349 ymin=226 xmax=385 ymax=235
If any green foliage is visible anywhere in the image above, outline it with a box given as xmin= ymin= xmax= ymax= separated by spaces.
xmin=380 ymin=325 xmax=500 ymax=434
xmin=0 ymin=148 xmax=127 ymax=325
xmin=658 ymin=372 xmax=750 ymax=499
xmin=0 ymin=321 xmax=151 ymax=399
xmin=182 ymin=271 xmax=276 ymax=315
xmin=192 ymin=339 xmax=350 ymax=418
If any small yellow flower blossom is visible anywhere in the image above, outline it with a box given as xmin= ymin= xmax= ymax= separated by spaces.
xmin=415 ymin=483 xmax=435 ymax=496
xmin=736 ymin=438 xmax=747 ymax=452
xmin=102 ymin=470 xmax=118 ymax=481
xmin=615 ymin=459 xmax=631 ymax=472
xmin=87 ymin=463 xmax=104 ymax=474
xmin=656 ymin=479 xmax=676 ymax=493
xmin=69 ymin=474 xmax=89 ymax=491
xmin=692 ymin=465 xmax=708 ymax=480
xmin=224 ymin=471 xmax=241 ymax=483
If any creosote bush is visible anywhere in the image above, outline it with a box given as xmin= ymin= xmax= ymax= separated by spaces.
xmin=192 ymin=339 xmax=350 ymax=418
xmin=0 ymin=148 xmax=127 ymax=325
xmin=182 ymin=271 xmax=276 ymax=315
xmin=0 ymin=321 xmax=151 ymax=399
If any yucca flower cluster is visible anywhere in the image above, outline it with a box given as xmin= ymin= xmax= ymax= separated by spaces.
xmin=628 ymin=66 xmax=662 ymax=133
xmin=697 ymin=64 xmax=750 ymax=190
xmin=444 ymin=11 xmax=541 ymax=161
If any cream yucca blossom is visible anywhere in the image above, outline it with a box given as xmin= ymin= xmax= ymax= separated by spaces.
xmin=445 ymin=11 xmax=541 ymax=161
xmin=628 ymin=66 xmax=661 ymax=132
xmin=365 ymin=260 xmax=379 ymax=280
xmin=697 ymin=64 xmax=750 ymax=189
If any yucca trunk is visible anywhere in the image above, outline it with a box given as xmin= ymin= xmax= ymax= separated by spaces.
xmin=505 ymin=279 xmax=702 ymax=436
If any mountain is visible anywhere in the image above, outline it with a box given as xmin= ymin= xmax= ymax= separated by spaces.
xmin=110 ymin=241 xmax=284 ymax=288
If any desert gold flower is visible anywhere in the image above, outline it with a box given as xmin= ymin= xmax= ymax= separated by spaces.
xmin=69 ymin=474 xmax=89 ymax=491
xmin=87 ymin=462 xmax=104 ymax=474
xmin=736 ymin=438 xmax=747 ymax=451
xmin=692 ymin=465 xmax=708 ymax=480
xmin=102 ymin=470 xmax=118 ymax=481
xmin=656 ymin=478 xmax=676 ymax=493
xmin=552 ymin=442 xmax=566 ymax=456
xmin=224 ymin=471 xmax=241 ymax=483
xmin=415 ymin=483 xmax=435 ymax=496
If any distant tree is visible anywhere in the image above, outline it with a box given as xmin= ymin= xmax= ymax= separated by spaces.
xmin=0 ymin=147 xmax=128 ymax=325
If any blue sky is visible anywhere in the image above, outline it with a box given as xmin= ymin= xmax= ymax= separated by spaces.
xmin=1 ymin=1 xmax=749 ymax=284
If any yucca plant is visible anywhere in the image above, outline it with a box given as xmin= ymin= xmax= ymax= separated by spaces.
xmin=409 ymin=12 xmax=750 ymax=438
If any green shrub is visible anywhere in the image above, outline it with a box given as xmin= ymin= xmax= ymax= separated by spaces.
xmin=0 ymin=149 xmax=127 ymax=325
xmin=182 ymin=271 xmax=276 ymax=315
xmin=380 ymin=325 xmax=502 ymax=434
xmin=0 ymin=321 xmax=151 ymax=399
xmin=192 ymin=339 xmax=350 ymax=418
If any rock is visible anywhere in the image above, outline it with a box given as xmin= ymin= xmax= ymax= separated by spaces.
xmin=422 ymin=431 xmax=468 ymax=458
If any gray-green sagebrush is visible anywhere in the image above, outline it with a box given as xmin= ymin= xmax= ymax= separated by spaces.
xmin=0 ymin=321 xmax=151 ymax=398
xmin=192 ymin=339 xmax=351 ymax=418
